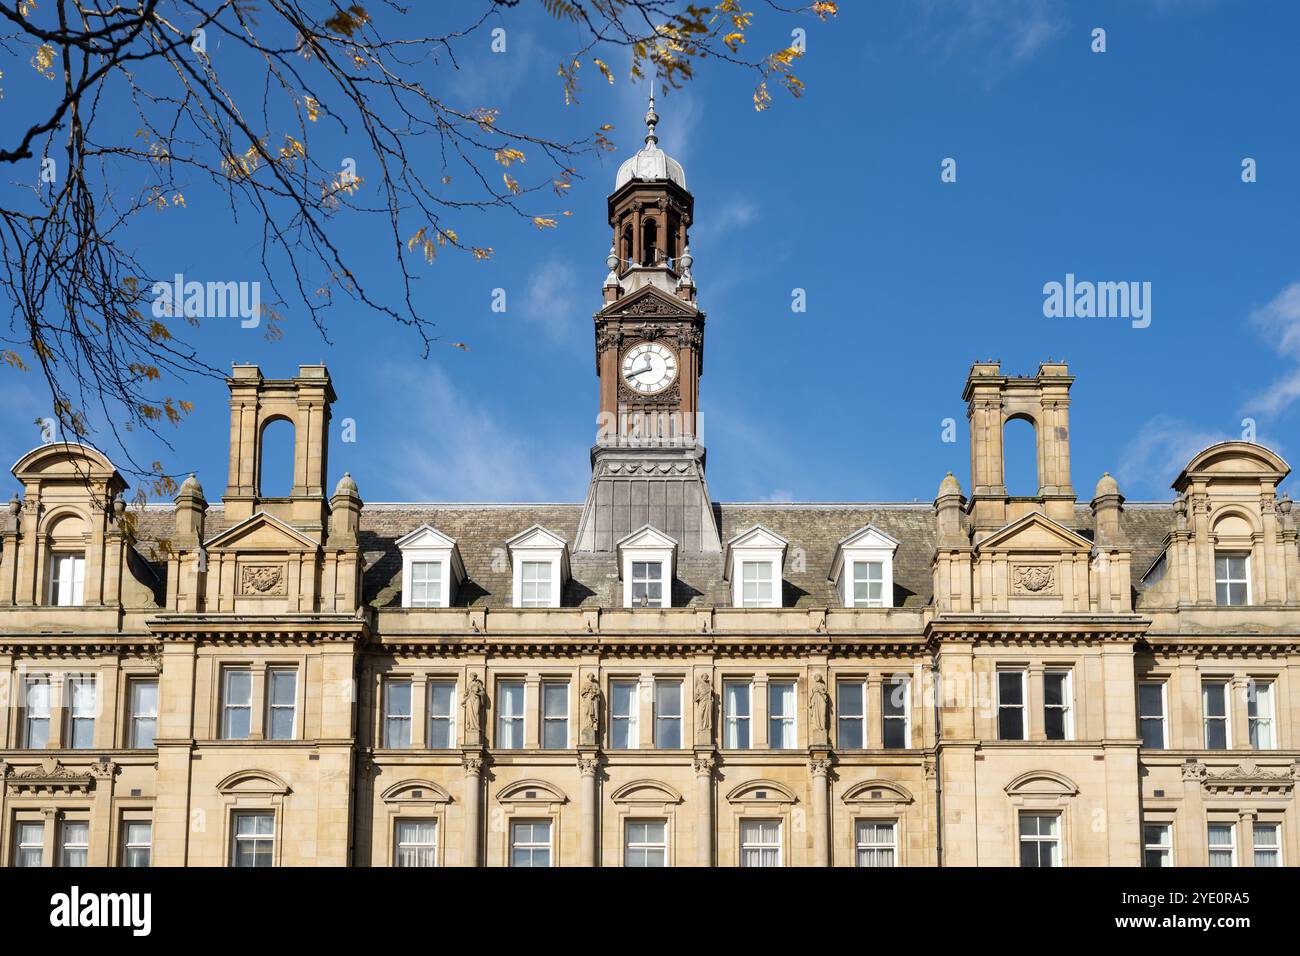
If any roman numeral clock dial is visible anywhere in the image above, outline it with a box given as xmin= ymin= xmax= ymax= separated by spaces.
xmin=621 ymin=341 xmax=677 ymax=395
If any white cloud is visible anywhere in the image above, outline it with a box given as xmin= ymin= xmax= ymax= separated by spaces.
xmin=518 ymin=257 xmax=580 ymax=340
xmin=1247 ymin=282 xmax=1300 ymax=416
xmin=918 ymin=0 xmax=1067 ymax=68
xmin=1115 ymin=415 xmax=1229 ymax=498
xmin=372 ymin=365 xmax=588 ymax=501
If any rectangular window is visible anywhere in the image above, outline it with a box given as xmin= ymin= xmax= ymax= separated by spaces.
xmin=1143 ymin=823 xmax=1172 ymax=867
xmin=653 ymin=680 xmax=682 ymax=749
xmin=1043 ymin=670 xmax=1072 ymax=741
xmin=542 ymin=682 xmax=569 ymax=749
xmin=23 ymin=676 xmax=51 ymax=749
xmin=855 ymin=821 xmax=897 ymax=867
xmin=129 ymin=679 xmax=158 ymax=749
xmin=1018 ymin=813 xmax=1060 ymax=868
xmin=837 ymin=680 xmax=866 ymax=749
xmin=520 ymin=561 xmax=553 ymax=607
xmin=624 ymin=820 xmax=667 ymax=867
xmin=1253 ymin=823 xmax=1282 ymax=867
xmin=998 ymin=670 xmax=1027 ymax=741
xmin=384 ymin=679 xmax=412 ymax=749
xmin=768 ymin=681 xmax=797 ymax=749
xmin=882 ymin=677 xmax=910 ymax=749
xmin=266 ymin=668 xmax=297 ymax=741
xmin=408 ymin=560 xmax=442 ymax=608
xmin=740 ymin=560 xmax=774 ymax=607
xmin=48 ymin=553 xmax=85 ymax=607
xmin=1138 ymin=682 xmax=1166 ymax=749
xmin=122 ymin=821 xmax=152 ymax=868
xmin=1207 ymin=823 xmax=1236 ymax=867
xmin=852 ymin=560 xmax=885 ymax=607
xmin=68 ymin=676 xmax=96 ymax=749
xmin=1202 ymin=680 xmax=1230 ymax=750
xmin=221 ymin=669 xmax=252 ymax=740
xmin=497 ymin=680 xmax=525 ymax=749
xmin=723 ymin=681 xmax=751 ymax=749
xmin=631 ymin=561 xmax=665 ymax=608
xmin=1214 ymin=553 xmax=1250 ymax=606
xmin=1248 ymin=680 xmax=1275 ymax=750
xmin=739 ymin=820 xmax=782 ymax=867
xmin=610 ymin=680 xmax=639 ymax=750
xmin=231 ymin=812 xmax=275 ymax=867
xmin=394 ymin=820 xmax=438 ymax=867
xmin=14 ymin=821 xmax=44 ymax=868
xmin=59 ymin=820 xmax=89 ymax=867
xmin=510 ymin=820 xmax=552 ymax=867
xmin=428 ymin=681 xmax=456 ymax=749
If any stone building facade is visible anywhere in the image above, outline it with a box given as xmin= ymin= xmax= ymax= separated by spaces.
xmin=0 ymin=99 xmax=1297 ymax=868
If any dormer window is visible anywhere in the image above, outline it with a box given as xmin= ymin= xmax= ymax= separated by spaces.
xmin=1214 ymin=552 xmax=1250 ymax=606
xmin=395 ymin=526 xmax=466 ymax=609
xmin=617 ymin=525 xmax=677 ymax=609
xmin=48 ymin=552 xmax=85 ymax=607
xmin=830 ymin=525 xmax=900 ymax=609
xmin=506 ymin=526 xmax=570 ymax=609
xmin=725 ymin=526 xmax=788 ymax=609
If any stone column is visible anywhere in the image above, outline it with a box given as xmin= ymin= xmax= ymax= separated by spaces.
xmin=578 ymin=752 xmax=599 ymax=867
xmin=694 ymin=751 xmax=715 ymax=867
xmin=461 ymin=752 xmax=483 ymax=867
xmin=810 ymin=753 xmax=832 ymax=867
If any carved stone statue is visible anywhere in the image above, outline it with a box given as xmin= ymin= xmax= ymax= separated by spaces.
xmin=462 ymin=673 xmax=485 ymax=745
xmin=579 ymin=673 xmax=602 ymax=746
xmin=694 ymin=673 xmax=714 ymax=744
xmin=808 ymin=674 xmax=830 ymax=745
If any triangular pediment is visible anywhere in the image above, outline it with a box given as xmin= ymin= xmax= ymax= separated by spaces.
xmin=505 ymin=524 xmax=569 ymax=552
xmin=395 ymin=524 xmax=459 ymax=551
xmin=600 ymin=282 xmax=698 ymax=320
xmin=204 ymin=511 xmax=321 ymax=552
xmin=726 ymin=525 xmax=789 ymax=552
xmin=975 ymin=512 xmax=1092 ymax=554
xmin=835 ymin=524 xmax=900 ymax=552
xmin=616 ymin=524 xmax=678 ymax=551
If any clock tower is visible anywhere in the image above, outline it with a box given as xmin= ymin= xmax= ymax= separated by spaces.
xmin=574 ymin=94 xmax=722 ymax=554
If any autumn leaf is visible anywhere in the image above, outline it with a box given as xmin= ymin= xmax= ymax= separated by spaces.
xmin=324 ymin=5 xmax=371 ymax=37
xmin=532 ymin=217 xmax=558 ymax=229
xmin=503 ymin=173 xmax=521 ymax=195
xmin=494 ymin=147 xmax=525 ymax=167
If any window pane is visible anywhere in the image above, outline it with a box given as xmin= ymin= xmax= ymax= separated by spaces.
xmin=428 ymin=681 xmax=455 ymax=748
xmin=724 ymin=682 xmax=750 ymax=749
xmin=131 ymin=681 xmax=159 ymax=748
xmin=837 ymin=681 xmax=864 ymax=749
xmin=610 ymin=680 xmax=638 ymax=750
xmin=395 ymin=819 xmax=438 ymax=867
xmin=267 ymin=670 xmax=296 ymax=740
xmin=60 ymin=822 xmax=89 ymax=867
xmin=654 ymin=681 xmax=681 ymax=749
xmin=769 ymin=681 xmax=796 ymax=749
xmin=998 ymin=671 xmax=1024 ymax=705
xmin=543 ymin=683 xmax=569 ymax=749
xmin=497 ymin=681 xmax=525 ymax=749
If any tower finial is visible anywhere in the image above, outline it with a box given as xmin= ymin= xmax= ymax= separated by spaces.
xmin=644 ymin=86 xmax=659 ymax=147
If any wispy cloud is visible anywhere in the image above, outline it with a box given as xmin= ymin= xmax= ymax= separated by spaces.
xmin=372 ymin=365 xmax=588 ymax=501
xmin=1246 ymin=282 xmax=1300 ymax=416
xmin=917 ymin=0 xmax=1067 ymax=70
xmin=518 ymin=257 xmax=580 ymax=340
xmin=1115 ymin=415 xmax=1231 ymax=498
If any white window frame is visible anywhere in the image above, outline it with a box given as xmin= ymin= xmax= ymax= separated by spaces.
xmin=1043 ymin=669 xmax=1073 ymax=741
xmin=230 ymin=811 xmax=276 ymax=868
xmin=427 ymin=680 xmax=457 ymax=749
xmin=221 ymin=667 xmax=252 ymax=740
xmin=1018 ymin=812 xmax=1061 ymax=868
xmin=618 ymin=525 xmax=676 ymax=609
xmin=23 ymin=675 xmax=51 ymax=749
xmin=723 ymin=680 xmax=752 ymax=750
xmin=509 ymin=819 xmax=553 ymax=867
xmin=739 ymin=819 xmax=783 ymax=867
xmin=1207 ymin=823 xmax=1236 ymax=867
xmin=407 ymin=560 xmax=444 ymax=609
xmin=394 ymin=819 xmax=439 ymax=867
xmin=653 ymin=679 xmax=682 ymax=750
xmin=121 ymin=821 xmax=152 ymax=868
xmin=1253 ymin=822 xmax=1282 ymax=867
xmin=383 ymin=678 xmax=413 ymax=749
xmin=395 ymin=525 xmax=465 ymax=609
xmin=831 ymin=525 xmax=900 ymax=609
xmin=739 ymin=560 xmax=778 ymax=608
xmin=1137 ymin=681 xmax=1166 ymax=750
xmin=609 ymin=679 xmax=640 ymax=750
xmin=624 ymin=819 xmax=668 ymax=867
xmin=507 ymin=526 xmax=569 ymax=609
xmin=1143 ymin=822 xmax=1172 ymax=867
xmin=1248 ymin=679 xmax=1276 ymax=750
xmin=265 ymin=667 xmax=297 ymax=741
xmin=854 ymin=820 xmax=898 ymax=867
xmin=725 ymin=526 xmax=787 ymax=609
xmin=1214 ymin=551 xmax=1251 ymax=607
xmin=837 ymin=679 xmax=867 ymax=750
xmin=1202 ymin=680 xmax=1231 ymax=750
xmin=48 ymin=552 xmax=86 ymax=607
xmin=768 ymin=680 xmax=797 ymax=750
xmin=14 ymin=821 xmax=44 ymax=867
xmin=68 ymin=675 xmax=96 ymax=749
xmin=59 ymin=819 xmax=89 ymax=867
xmin=881 ymin=677 xmax=911 ymax=750
xmin=997 ymin=669 xmax=1028 ymax=741
xmin=129 ymin=679 xmax=159 ymax=749
xmin=497 ymin=679 xmax=526 ymax=749
xmin=541 ymin=681 xmax=570 ymax=750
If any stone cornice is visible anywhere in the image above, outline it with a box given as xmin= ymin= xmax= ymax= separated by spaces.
xmin=1 ymin=757 xmax=118 ymax=793
xmin=147 ymin=613 xmax=367 ymax=644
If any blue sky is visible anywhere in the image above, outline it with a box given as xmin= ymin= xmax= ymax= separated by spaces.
xmin=4 ymin=0 xmax=1300 ymax=506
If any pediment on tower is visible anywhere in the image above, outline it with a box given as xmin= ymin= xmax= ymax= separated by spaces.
xmin=599 ymin=283 xmax=700 ymax=321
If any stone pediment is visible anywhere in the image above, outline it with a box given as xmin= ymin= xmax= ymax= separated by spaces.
xmin=204 ymin=511 xmax=321 ymax=553
xmin=975 ymin=512 xmax=1092 ymax=555
xmin=600 ymin=283 xmax=698 ymax=320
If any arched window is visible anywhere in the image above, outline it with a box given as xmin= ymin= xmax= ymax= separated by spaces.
xmin=258 ymin=418 xmax=295 ymax=497
xmin=642 ymin=218 xmax=658 ymax=265
xmin=1003 ymin=416 xmax=1038 ymax=496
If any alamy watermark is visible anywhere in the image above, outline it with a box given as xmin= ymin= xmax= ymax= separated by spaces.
xmin=1043 ymin=273 xmax=1151 ymax=329
xmin=151 ymin=273 xmax=261 ymax=328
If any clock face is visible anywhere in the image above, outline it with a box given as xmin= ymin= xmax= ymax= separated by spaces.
xmin=622 ymin=341 xmax=678 ymax=395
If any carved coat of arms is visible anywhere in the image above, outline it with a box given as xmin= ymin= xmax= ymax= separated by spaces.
xmin=1013 ymin=565 xmax=1055 ymax=594
xmin=241 ymin=564 xmax=285 ymax=595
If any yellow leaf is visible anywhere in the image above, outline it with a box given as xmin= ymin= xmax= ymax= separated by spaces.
xmin=594 ymin=58 xmax=614 ymax=85
xmin=532 ymin=217 xmax=558 ymax=229
xmin=503 ymin=173 xmax=521 ymax=195
xmin=494 ymin=147 xmax=526 ymax=167
xmin=304 ymin=96 xmax=321 ymax=121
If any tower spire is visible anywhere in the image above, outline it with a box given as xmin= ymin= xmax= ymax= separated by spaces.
xmin=644 ymin=87 xmax=659 ymax=147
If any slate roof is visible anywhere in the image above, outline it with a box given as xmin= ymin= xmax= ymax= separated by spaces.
xmin=127 ymin=499 xmax=1177 ymax=610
